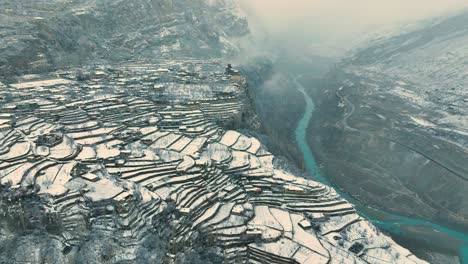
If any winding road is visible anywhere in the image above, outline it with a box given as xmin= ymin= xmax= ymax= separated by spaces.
xmin=335 ymin=89 xmax=358 ymax=132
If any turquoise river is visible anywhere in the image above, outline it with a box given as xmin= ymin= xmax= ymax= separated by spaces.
xmin=293 ymin=76 xmax=468 ymax=264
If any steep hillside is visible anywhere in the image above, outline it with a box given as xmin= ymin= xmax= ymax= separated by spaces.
xmin=0 ymin=0 xmax=248 ymax=79
xmin=309 ymin=11 xmax=468 ymax=232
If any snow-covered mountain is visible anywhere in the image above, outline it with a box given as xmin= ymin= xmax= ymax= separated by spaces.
xmin=0 ymin=0 xmax=249 ymax=78
xmin=0 ymin=1 xmax=432 ymax=263
xmin=348 ymin=12 xmax=467 ymax=113
xmin=310 ymin=11 xmax=468 ymax=235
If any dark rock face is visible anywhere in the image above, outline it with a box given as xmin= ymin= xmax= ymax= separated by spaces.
xmin=240 ymin=58 xmax=306 ymax=165
xmin=308 ymin=12 xmax=468 ymax=231
xmin=0 ymin=0 xmax=249 ymax=79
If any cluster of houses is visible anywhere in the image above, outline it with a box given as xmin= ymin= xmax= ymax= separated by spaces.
xmin=0 ymin=61 xmax=424 ymax=263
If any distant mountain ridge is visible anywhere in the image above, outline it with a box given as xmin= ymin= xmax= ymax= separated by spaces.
xmin=0 ymin=0 xmax=249 ymax=78
xmin=346 ymin=11 xmax=468 ymax=93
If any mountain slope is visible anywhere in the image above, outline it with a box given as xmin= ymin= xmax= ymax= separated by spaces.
xmin=0 ymin=0 xmax=248 ymax=78
xmin=309 ymin=11 xmax=468 ymax=232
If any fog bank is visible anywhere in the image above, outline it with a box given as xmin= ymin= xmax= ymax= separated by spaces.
xmin=236 ymin=0 xmax=468 ymax=57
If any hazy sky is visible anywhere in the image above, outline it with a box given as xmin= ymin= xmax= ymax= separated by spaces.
xmin=236 ymin=0 xmax=468 ymax=56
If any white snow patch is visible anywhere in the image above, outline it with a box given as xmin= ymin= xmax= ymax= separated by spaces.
xmin=410 ymin=116 xmax=435 ymax=127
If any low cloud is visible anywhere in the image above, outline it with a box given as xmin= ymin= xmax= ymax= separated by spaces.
xmin=235 ymin=0 xmax=468 ymax=57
